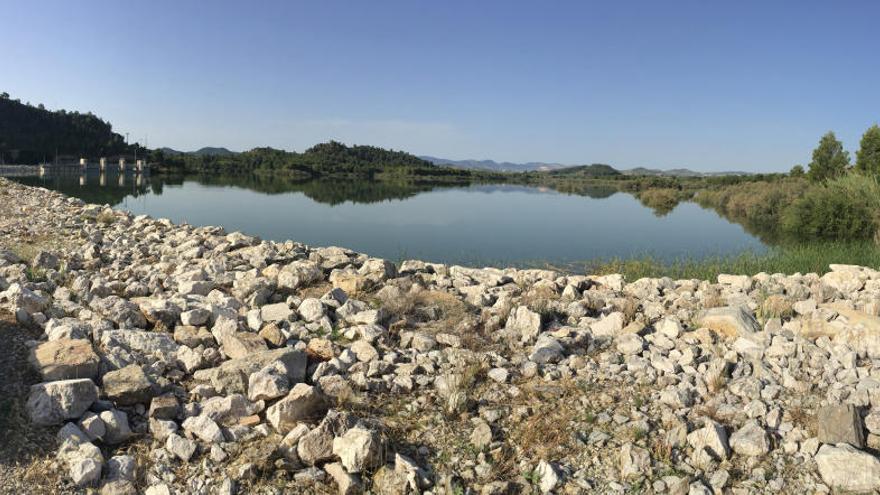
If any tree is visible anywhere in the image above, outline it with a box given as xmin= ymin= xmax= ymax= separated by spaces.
xmin=807 ymin=131 xmax=850 ymax=182
xmin=855 ymin=124 xmax=880 ymax=176
xmin=790 ymin=164 xmax=805 ymax=177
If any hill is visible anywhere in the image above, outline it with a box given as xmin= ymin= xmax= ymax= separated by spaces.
xmin=420 ymin=156 xmax=567 ymax=172
xmin=157 ymin=147 xmax=237 ymax=157
xmin=546 ymin=163 xmax=622 ymax=177
xmin=156 ymin=141 xmax=477 ymax=179
xmin=0 ymin=92 xmax=141 ymax=164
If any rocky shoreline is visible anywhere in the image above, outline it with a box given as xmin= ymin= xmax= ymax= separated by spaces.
xmin=3 ymin=176 xmax=880 ymax=494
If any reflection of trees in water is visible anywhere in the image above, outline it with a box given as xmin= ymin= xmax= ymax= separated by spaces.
xmin=693 ymin=202 xmax=784 ymax=245
xmin=539 ymin=181 xmax=618 ymax=199
xmin=181 ymin=173 xmax=449 ymax=205
xmin=10 ymin=172 xmax=774 ymax=246
xmin=11 ymin=173 xmax=151 ymax=206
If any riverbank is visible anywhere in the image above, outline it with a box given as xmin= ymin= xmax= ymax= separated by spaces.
xmin=3 ymin=176 xmax=880 ymax=494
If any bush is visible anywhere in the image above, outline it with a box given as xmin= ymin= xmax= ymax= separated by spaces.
xmin=637 ymin=188 xmax=687 ymax=216
xmin=782 ymin=174 xmax=880 ymax=240
xmin=694 ymin=178 xmax=808 ymax=231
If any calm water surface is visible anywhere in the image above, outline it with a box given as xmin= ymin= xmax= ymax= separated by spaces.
xmin=11 ymin=172 xmax=767 ymax=266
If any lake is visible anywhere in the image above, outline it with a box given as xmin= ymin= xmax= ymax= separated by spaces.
xmin=9 ymin=172 xmax=767 ymax=267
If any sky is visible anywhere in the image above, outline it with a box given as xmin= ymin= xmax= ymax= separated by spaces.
xmin=2 ymin=0 xmax=879 ymax=171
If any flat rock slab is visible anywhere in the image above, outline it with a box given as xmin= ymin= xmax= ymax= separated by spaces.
xmin=29 ymin=338 xmax=99 ymax=381
xmin=817 ymin=404 xmax=865 ymax=448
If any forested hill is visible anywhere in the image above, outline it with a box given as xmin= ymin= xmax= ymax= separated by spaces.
xmin=0 ymin=93 xmax=141 ymax=164
xmin=155 ymin=141 xmax=476 ymax=178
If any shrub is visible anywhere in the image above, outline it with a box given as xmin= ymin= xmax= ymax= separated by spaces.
xmin=637 ymin=188 xmax=687 ymax=216
xmin=782 ymin=174 xmax=880 ymax=239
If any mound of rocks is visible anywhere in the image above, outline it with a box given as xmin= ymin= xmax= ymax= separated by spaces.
xmin=3 ymin=177 xmax=880 ymax=494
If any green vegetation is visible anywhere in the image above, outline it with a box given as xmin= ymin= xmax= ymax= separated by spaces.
xmin=782 ymin=174 xmax=880 ymax=240
xmin=636 ymin=188 xmax=692 ymax=216
xmin=0 ymin=93 xmax=143 ymax=164
xmin=572 ymin=241 xmax=880 ymax=280
xmin=545 ymin=163 xmax=621 ymax=177
xmin=856 ymin=124 xmax=880 ymax=176
xmin=806 ymin=131 xmax=849 ymax=183
xmin=153 ymin=141 xmax=489 ymax=180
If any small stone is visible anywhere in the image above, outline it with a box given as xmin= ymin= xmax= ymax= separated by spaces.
xmin=182 ymin=414 xmax=224 ymax=443
xmin=687 ymin=420 xmax=730 ymax=463
xmin=99 ymin=409 xmax=133 ymax=444
xmin=470 ymin=421 xmax=493 ymax=449
xmin=332 ymin=427 xmax=383 ymax=473
xmin=149 ymin=395 xmax=179 ymax=420
xmin=529 ymin=335 xmax=564 ymax=364
xmin=616 ymin=333 xmax=645 ymax=356
xmin=221 ymin=332 xmax=269 ymax=359
xmin=506 ymin=306 xmax=542 ymax=343
xmin=619 ymin=442 xmax=651 ymax=479
xmin=534 ymin=459 xmax=561 ymax=494
xmin=730 ymin=420 xmax=770 ymax=457
xmin=261 ymin=302 xmax=293 ymax=322
xmin=166 ymin=433 xmax=198 ymax=461
xmin=325 ymin=461 xmax=362 ymax=495
xmin=266 ymin=383 xmax=328 ymax=433
xmin=487 ymin=368 xmax=508 ymax=383
xmin=696 ymin=306 xmax=760 ymax=338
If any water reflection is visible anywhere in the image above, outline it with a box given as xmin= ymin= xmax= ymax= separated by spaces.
xmin=7 ymin=171 xmax=769 ymax=265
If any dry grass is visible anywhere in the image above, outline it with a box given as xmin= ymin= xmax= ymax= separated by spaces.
xmin=508 ymin=379 xmax=585 ymax=459
xmin=786 ymin=405 xmax=817 ymax=436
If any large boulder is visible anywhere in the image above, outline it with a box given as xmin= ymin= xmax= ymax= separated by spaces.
xmin=27 ymin=379 xmax=98 ymax=426
xmin=815 ymin=443 xmax=880 ymax=492
xmin=29 ymin=338 xmax=99 ymax=381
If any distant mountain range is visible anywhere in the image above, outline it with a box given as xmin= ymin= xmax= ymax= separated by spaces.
xmin=420 ymin=156 xmax=568 ymax=172
xmin=421 ymin=155 xmax=752 ymax=177
xmin=158 ymin=147 xmax=237 ymax=156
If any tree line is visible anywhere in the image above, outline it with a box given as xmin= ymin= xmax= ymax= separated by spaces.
xmin=793 ymin=125 xmax=880 ymax=181
xmin=0 ymin=93 xmax=143 ymax=164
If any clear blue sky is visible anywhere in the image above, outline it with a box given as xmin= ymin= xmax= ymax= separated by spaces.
xmin=3 ymin=0 xmax=878 ymax=171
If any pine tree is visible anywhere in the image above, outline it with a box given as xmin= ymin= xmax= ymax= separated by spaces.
xmin=855 ymin=124 xmax=880 ymax=176
xmin=807 ymin=131 xmax=850 ymax=182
